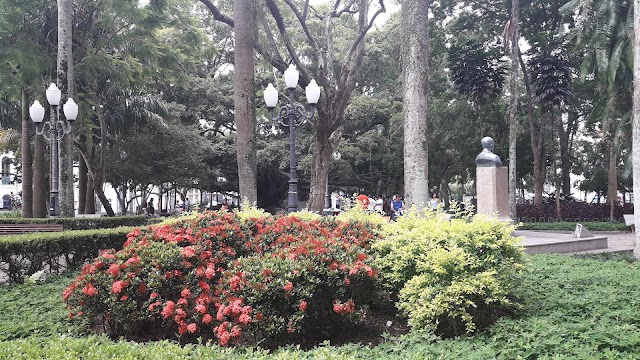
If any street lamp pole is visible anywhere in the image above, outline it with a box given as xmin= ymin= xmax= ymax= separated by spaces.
xmin=263 ymin=65 xmax=321 ymax=213
xmin=29 ymin=84 xmax=77 ymax=217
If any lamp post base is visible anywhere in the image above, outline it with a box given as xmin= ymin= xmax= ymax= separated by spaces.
xmin=49 ymin=192 xmax=59 ymax=217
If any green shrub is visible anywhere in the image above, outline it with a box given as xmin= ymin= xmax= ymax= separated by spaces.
xmin=0 ymin=210 xmax=21 ymax=218
xmin=0 ymin=215 xmax=158 ymax=230
xmin=63 ymin=211 xmax=384 ymax=346
xmin=5 ymin=256 xmax=640 ymax=358
xmin=518 ymin=221 xmax=629 ymax=231
xmin=373 ymin=209 xmax=525 ymax=336
xmin=0 ymin=227 xmax=137 ymax=282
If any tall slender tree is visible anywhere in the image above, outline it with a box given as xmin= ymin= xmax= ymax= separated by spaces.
xmin=507 ymin=0 xmax=520 ymax=220
xmin=401 ymin=0 xmax=429 ymax=207
xmin=233 ymin=0 xmax=257 ymax=208
xmin=20 ymin=88 xmax=33 ymax=217
xmin=633 ymin=0 xmax=640 ymax=258
xmin=57 ymin=0 xmax=75 ymax=217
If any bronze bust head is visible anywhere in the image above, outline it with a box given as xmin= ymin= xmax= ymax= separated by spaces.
xmin=475 ymin=137 xmax=502 ymax=167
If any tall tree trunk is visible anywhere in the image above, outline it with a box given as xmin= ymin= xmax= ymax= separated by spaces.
xmin=32 ymin=133 xmax=46 ymax=218
xmin=552 ymin=110 xmax=561 ymax=218
xmin=508 ymin=0 xmax=520 ymax=220
xmin=85 ymin=173 xmax=95 ymax=214
xmin=518 ymin=48 xmax=545 ymax=206
xmin=634 ymin=0 xmax=640 ymax=258
xmin=560 ymin=113 xmax=576 ymax=197
xmin=21 ymin=88 xmax=33 ymax=217
xmin=309 ymin=124 xmax=332 ymax=211
xmin=78 ymin=156 xmax=87 ymax=214
xmin=607 ymin=145 xmax=618 ymax=221
xmin=57 ymin=0 xmax=75 ymax=217
xmin=233 ymin=0 xmax=257 ymax=209
xmin=401 ymin=0 xmax=429 ymax=208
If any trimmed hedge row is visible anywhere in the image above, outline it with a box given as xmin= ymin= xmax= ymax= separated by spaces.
xmin=518 ymin=222 xmax=629 ymax=232
xmin=0 ymin=227 xmax=136 ymax=283
xmin=516 ymin=203 xmax=634 ymax=222
xmin=0 ymin=216 xmax=160 ymax=230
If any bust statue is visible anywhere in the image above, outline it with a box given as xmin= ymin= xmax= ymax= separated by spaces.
xmin=475 ymin=137 xmax=502 ymax=167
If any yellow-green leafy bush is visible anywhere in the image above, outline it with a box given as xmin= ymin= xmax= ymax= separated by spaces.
xmin=373 ymin=209 xmax=525 ymax=336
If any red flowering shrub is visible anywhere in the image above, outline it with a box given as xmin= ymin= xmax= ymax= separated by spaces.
xmin=63 ymin=211 xmax=384 ymax=346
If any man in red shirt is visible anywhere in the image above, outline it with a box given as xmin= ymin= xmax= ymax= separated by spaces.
xmin=356 ymin=193 xmax=370 ymax=209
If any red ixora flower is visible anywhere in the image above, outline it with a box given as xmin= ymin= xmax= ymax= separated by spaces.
xmin=181 ymin=288 xmax=191 ymax=298
xmin=283 ymin=281 xmax=293 ymax=292
xmin=298 ymin=300 xmax=308 ymax=312
xmin=161 ymin=301 xmax=175 ymax=318
xmin=108 ymin=264 xmax=120 ymax=277
xmin=111 ymin=280 xmax=126 ymax=294
xmin=81 ymin=283 xmax=97 ymax=297
xmin=187 ymin=323 xmax=198 ymax=333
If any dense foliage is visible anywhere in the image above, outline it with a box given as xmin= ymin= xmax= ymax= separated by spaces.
xmin=62 ymin=211 xmax=384 ymax=346
xmin=4 ymin=255 xmax=640 ymax=358
xmin=373 ymin=209 xmax=525 ymax=335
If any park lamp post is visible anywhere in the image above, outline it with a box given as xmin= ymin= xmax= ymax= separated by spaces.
xmin=28 ymin=83 xmax=78 ymax=216
xmin=264 ymin=64 xmax=321 ymax=213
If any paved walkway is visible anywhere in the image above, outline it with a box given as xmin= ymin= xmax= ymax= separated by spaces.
xmin=521 ymin=230 xmax=635 ymax=255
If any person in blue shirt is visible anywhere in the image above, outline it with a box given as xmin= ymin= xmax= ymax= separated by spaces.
xmin=391 ymin=194 xmax=405 ymax=221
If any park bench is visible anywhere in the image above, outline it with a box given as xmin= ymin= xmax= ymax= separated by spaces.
xmin=0 ymin=223 xmax=63 ymax=235
xmin=623 ymin=214 xmax=635 ymax=233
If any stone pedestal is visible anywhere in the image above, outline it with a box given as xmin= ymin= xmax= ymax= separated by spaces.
xmin=476 ymin=166 xmax=509 ymax=221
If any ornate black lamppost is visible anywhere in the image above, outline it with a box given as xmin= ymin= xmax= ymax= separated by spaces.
xmin=263 ymin=65 xmax=321 ymax=213
xmin=29 ymin=84 xmax=77 ymax=216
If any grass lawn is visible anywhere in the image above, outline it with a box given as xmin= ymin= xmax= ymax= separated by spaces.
xmin=2 ymin=254 xmax=640 ymax=359
xmin=518 ymin=221 xmax=629 ymax=232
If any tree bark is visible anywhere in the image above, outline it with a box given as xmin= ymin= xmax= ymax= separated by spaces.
xmin=32 ymin=133 xmax=47 ymax=218
xmin=560 ymin=113 xmax=576 ymax=197
xmin=21 ymin=88 xmax=33 ymax=217
xmin=233 ymin=0 xmax=257 ymax=209
xmin=634 ymin=0 xmax=640 ymax=258
xmin=607 ymin=145 xmax=618 ymax=221
xmin=57 ymin=0 xmax=76 ymax=217
xmin=508 ymin=0 xmax=520 ymax=219
xmin=401 ymin=0 xmax=429 ymax=208
xmin=85 ymin=173 xmax=95 ymax=214
xmin=78 ymin=155 xmax=87 ymax=214
xmin=553 ymin=110 xmax=562 ymax=218
xmin=308 ymin=123 xmax=332 ymax=211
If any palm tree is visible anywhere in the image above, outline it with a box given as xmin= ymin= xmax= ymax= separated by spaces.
xmin=528 ymin=53 xmax=573 ymax=218
xmin=561 ymin=0 xmax=633 ymax=220
xmin=506 ymin=0 xmax=520 ymax=220
xmin=448 ymin=38 xmax=507 ymax=136
xmin=57 ymin=0 xmax=76 ymax=217
xmin=632 ymin=0 xmax=640 ymax=259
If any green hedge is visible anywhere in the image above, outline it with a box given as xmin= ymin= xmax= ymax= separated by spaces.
xmin=0 ymin=215 xmax=161 ymax=230
xmin=518 ymin=221 xmax=629 ymax=231
xmin=0 ymin=227 xmax=136 ymax=283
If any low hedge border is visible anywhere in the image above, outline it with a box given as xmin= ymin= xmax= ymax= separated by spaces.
xmin=518 ymin=222 xmax=629 ymax=232
xmin=0 ymin=216 xmax=162 ymax=230
xmin=0 ymin=226 xmax=138 ymax=283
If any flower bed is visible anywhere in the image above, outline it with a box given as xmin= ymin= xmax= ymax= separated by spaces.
xmin=63 ymin=211 xmax=384 ymax=346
